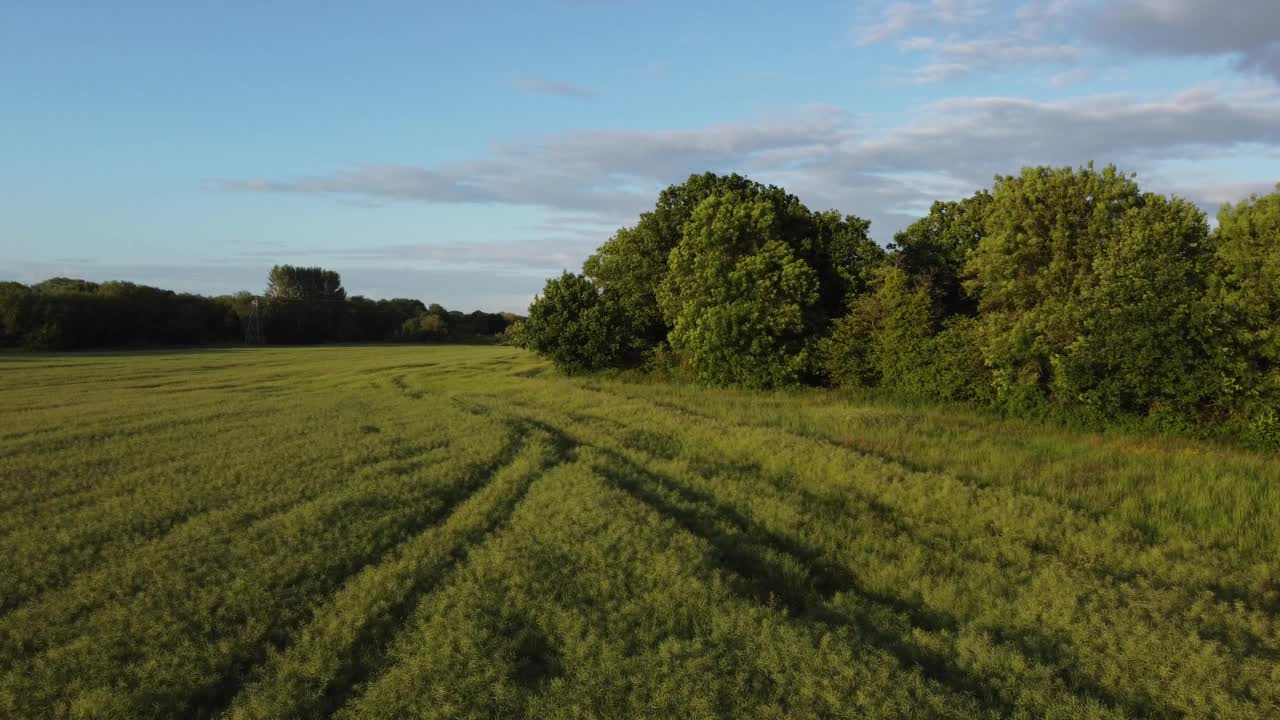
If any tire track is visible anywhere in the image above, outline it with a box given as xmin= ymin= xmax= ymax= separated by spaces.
xmin=0 ymin=422 xmax=527 ymax=718
xmin=504 ymin=392 xmax=1274 ymax=717
xmin=226 ymin=421 xmax=576 ymax=719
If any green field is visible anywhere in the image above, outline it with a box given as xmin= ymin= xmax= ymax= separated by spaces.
xmin=2 ymin=345 xmax=1278 ymax=719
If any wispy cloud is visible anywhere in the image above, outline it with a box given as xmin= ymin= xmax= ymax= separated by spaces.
xmin=898 ymin=36 xmax=1078 ymax=82
xmin=856 ymin=0 xmax=990 ymax=45
xmin=222 ymin=88 xmax=1280 ymax=241
xmin=860 ymin=0 xmax=1280 ymax=85
xmin=513 ymin=74 xmax=598 ymax=98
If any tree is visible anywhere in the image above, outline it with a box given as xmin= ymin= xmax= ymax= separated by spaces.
xmin=810 ymin=210 xmax=884 ymax=318
xmin=1212 ymin=185 xmax=1280 ymax=443
xmin=265 ymin=265 xmax=345 ymax=303
xmin=499 ymin=319 xmax=529 ymax=347
xmin=584 ymin=173 xmax=878 ymax=360
xmin=30 ymin=277 xmax=99 ymax=294
xmin=263 ymin=265 xmax=347 ymax=343
xmin=584 ymin=173 xmax=770 ymax=355
xmin=965 ymin=164 xmax=1223 ymax=422
xmin=965 ymin=164 xmax=1145 ymax=411
xmin=658 ymin=192 xmax=820 ymax=388
xmin=524 ymin=272 xmax=628 ymax=373
xmin=1057 ymin=195 xmax=1217 ymax=423
xmin=889 ymin=191 xmax=991 ymax=317
xmin=821 ymin=265 xmax=996 ymax=402
xmin=401 ymin=312 xmax=449 ymax=340
xmin=0 ymin=282 xmax=34 ymax=347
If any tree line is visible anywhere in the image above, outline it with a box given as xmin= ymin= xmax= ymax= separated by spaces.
xmin=517 ymin=167 xmax=1280 ymax=447
xmin=0 ymin=265 xmax=517 ymax=349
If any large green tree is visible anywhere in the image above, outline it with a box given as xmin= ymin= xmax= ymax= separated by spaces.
xmin=1061 ymin=195 xmax=1218 ymax=422
xmin=965 ymin=165 xmax=1143 ymax=409
xmin=657 ymin=191 xmax=820 ymax=388
xmin=966 ymin=164 xmax=1220 ymax=420
xmin=584 ymin=174 xmax=777 ymax=354
xmin=584 ymin=173 xmax=879 ymax=360
xmin=263 ymin=265 xmax=347 ymax=343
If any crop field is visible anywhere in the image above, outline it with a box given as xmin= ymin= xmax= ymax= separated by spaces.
xmin=1 ymin=345 xmax=1278 ymax=719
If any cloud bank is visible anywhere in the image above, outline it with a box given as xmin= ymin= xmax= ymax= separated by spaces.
xmin=223 ymin=87 xmax=1280 ymax=241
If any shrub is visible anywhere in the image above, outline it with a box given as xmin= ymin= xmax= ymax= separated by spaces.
xmin=525 ymin=272 xmax=629 ymax=374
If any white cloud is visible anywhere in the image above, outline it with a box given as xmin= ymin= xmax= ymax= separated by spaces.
xmin=223 ymin=87 xmax=1280 ymax=243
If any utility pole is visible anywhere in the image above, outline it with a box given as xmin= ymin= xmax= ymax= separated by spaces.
xmin=245 ymin=298 xmax=265 ymax=344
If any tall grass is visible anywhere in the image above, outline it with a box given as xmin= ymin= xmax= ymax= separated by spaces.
xmin=0 ymin=345 xmax=1275 ymax=718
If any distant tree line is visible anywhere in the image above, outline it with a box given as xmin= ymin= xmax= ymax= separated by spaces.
xmin=519 ymin=168 xmax=1280 ymax=446
xmin=0 ymin=265 xmax=517 ymax=350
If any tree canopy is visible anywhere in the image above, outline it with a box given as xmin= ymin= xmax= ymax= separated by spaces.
xmin=523 ymin=167 xmax=1280 ymax=446
xmin=0 ymin=266 xmax=513 ymax=350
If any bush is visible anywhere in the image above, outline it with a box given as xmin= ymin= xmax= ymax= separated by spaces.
xmin=525 ymin=272 xmax=629 ymax=374
xmin=922 ymin=316 xmax=995 ymax=404
xmin=401 ymin=312 xmax=449 ymax=341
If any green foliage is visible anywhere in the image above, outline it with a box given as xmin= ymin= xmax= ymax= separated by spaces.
xmin=1058 ymin=194 xmax=1218 ymax=424
xmin=524 ymin=271 xmax=628 ymax=373
xmin=810 ymin=208 xmax=885 ymax=313
xmin=584 ymin=173 xmax=880 ymax=362
xmin=817 ymin=288 xmax=880 ymax=388
xmin=863 ymin=267 xmax=936 ymax=395
xmin=531 ymin=165 xmax=1280 ymax=442
xmin=0 ymin=282 xmax=34 ymax=347
xmin=582 ymin=224 xmax=672 ymax=354
xmin=924 ymin=315 xmax=996 ymax=404
xmin=964 ymin=164 xmax=1223 ymax=423
xmin=966 ymin=164 xmax=1145 ymax=410
xmin=1212 ymin=185 xmax=1280 ymax=445
xmin=0 ymin=278 xmax=241 ymax=350
xmin=0 ymin=271 xmax=510 ymax=350
xmin=658 ymin=192 xmax=820 ymax=387
xmin=498 ymin=318 xmax=529 ymax=347
xmin=821 ymin=267 xmax=993 ymax=402
xmin=821 ymin=266 xmax=927 ymax=390
xmin=265 ymin=264 xmax=346 ymax=303
xmin=2 ymin=345 xmax=1279 ymax=718
xmin=342 ymin=296 xmax=425 ymax=342
xmin=400 ymin=311 xmax=449 ymax=340
xmin=263 ymin=265 xmax=348 ymax=343
xmin=30 ymin=277 xmax=101 ymax=294
xmin=889 ymin=191 xmax=991 ymax=316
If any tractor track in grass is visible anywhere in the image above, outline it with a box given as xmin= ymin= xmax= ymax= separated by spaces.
xmin=1 ymin=430 xmax=537 ymax=718
xmin=225 ymin=420 xmax=577 ymax=719
xmin=0 ymin=367 xmax=463 ymax=614
xmin=590 ymin=448 xmax=1140 ymax=718
xmin=503 ymin=390 xmax=1280 ymax=716
xmin=0 ymin=422 xmax=459 ymax=620
xmin=566 ymin=382 xmax=1280 ymax=618
xmin=5 ymin=346 xmax=1279 ymax=719
xmin=0 ymin=422 xmax=526 ymax=712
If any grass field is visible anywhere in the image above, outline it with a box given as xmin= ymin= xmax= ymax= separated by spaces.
xmin=2 ymin=345 xmax=1278 ymax=719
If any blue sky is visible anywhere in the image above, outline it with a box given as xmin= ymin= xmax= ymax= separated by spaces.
xmin=3 ymin=0 xmax=1278 ymax=312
